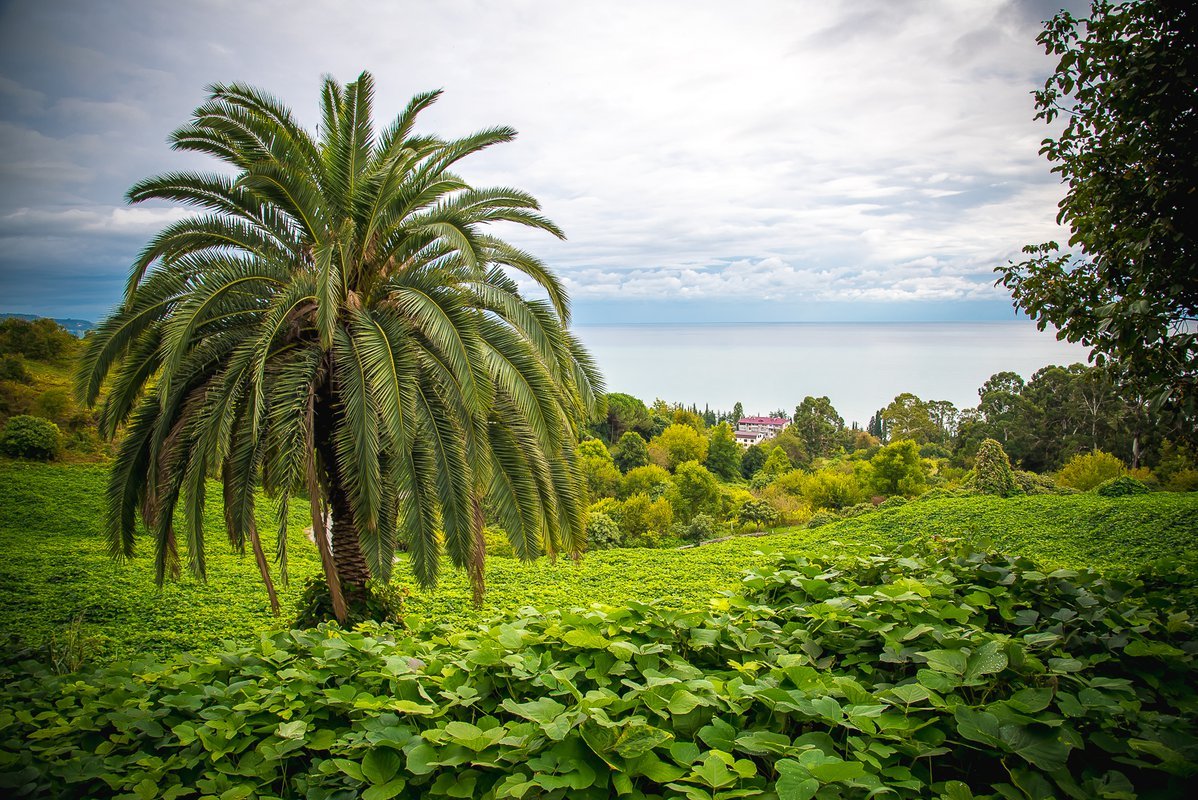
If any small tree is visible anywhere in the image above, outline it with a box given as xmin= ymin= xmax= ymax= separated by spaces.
xmin=705 ymin=422 xmax=742 ymax=480
xmin=759 ymin=445 xmax=793 ymax=480
xmin=585 ymin=512 xmax=623 ymax=550
xmin=669 ymin=460 xmax=721 ymax=523
xmin=1057 ymin=450 xmax=1126 ymax=491
xmin=0 ymin=415 xmax=60 ymax=460
xmin=738 ymin=499 xmax=780 ymax=531
xmin=649 ymin=423 xmax=708 ymax=471
xmin=869 ymin=440 xmax=927 ymax=497
xmin=611 ymin=430 xmax=650 ymax=473
xmin=620 ymin=464 xmax=672 ymax=499
xmin=974 ymin=438 xmax=1019 ymax=497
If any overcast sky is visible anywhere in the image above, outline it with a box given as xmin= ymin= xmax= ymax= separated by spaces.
xmin=0 ymin=0 xmax=1088 ymax=324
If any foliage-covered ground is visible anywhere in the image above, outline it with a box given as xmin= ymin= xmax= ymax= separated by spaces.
xmin=402 ymin=493 xmax=1198 ymax=628
xmin=2 ymin=462 xmax=1196 ymax=666
xmin=0 ymin=462 xmax=320 ymax=665
xmin=3 ymin=544 xmax=1195 ymax=799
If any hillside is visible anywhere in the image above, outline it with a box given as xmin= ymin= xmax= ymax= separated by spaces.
xmin=2 ymin=461 xmax=1195 ymax=665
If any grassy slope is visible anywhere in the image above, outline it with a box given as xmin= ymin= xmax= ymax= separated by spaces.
xmin=0 ymin=462 xmax=321 ymax=663
xmin=403 ymin=492 xmax=1198 ymax=625
xmin=2 ymin=461 xmax=1196 ymax=662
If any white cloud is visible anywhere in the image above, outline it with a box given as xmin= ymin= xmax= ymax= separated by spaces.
xmin=0 ymin=0 xmax=1089 ymax=318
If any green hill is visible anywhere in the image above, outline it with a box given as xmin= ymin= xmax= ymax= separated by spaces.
xmin=2 ymin=461 xmax=1195 ymax=665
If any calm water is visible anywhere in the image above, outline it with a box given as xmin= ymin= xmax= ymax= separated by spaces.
xmin=572 ymin=322 xmax=1092 ymax=427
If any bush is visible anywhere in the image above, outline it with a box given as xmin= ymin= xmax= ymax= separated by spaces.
xmin=0 ymin=414 xmax=60 ymax=460
xmin=737 ymin=499 xmax=780 ymax=531
xmin=877 ymin=495 xmax=908 ymax=510
xmin=585 ymin=511 xmax=622 ymax=550
xmin=292 ymin=575 xmax=406 ymax=628
xmin=1013 ymin=470 xmax=1060 ymax=495
xmin=680 ymin=513 xmax=718 ymax=542
xmin=1096 ymin=475 xmax=1151 ymax=497
xmin=1057 ymin=449 xmax=1126 ymax=491
xmin=1165 ymin=468 xmax=1198 ymax=492
xmin=973 ymin=438 xmax=1019 ymax=497
xmin=915 ymin=487 xmax=956 ymax=502
xmin=839 ymin=502 xmax=875 ymax=518
xmin=619 ymin=464 xmax=672 ymax=499
xmin=0 ymin=355 xmax=32 ymax=384
xmin=806 ymin=510 xmax=837 ymax=528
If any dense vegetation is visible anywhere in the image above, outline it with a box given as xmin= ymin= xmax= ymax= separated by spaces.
xmin=3 ymin=462 xmax=1195 ymax=669
xmin=2 ymin=542 xmax=1194 ymax=799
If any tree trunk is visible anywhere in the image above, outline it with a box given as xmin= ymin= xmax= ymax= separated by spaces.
xmin=329 ymin=481 xmax=371 ymax=605
xmin=314 ymin=377 xmax=371 ymax=609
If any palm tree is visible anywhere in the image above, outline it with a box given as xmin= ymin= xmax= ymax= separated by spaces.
xmin=76 ymin=72 xmax=602 ymax=622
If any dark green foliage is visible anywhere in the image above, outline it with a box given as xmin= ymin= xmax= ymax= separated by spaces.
xmin=737 ymin=499 xmax=779 ymax=531
xmin=3 ymin=544 xmax=1194 ymax=799
xmin=740 ymin=443 xmax=767 ymax=479
xmin=0 ymin=355 xmax=31 ymax=384
xmin=876 ymin=495 xmax=908 ymax=510
xmin=704 ymin=422 xmax=742 ymax=480
xmin=0 ymin=415 xmax=60 ymax=460
xmin=974 ymin=437 xmax=1020 ymax=497
xmin=1097 ymin=475 xmax=1152 ymax=497
xmin=0 ymin=317 xmax=75 ymax=361
xmin=807 ymin=510 xmax=837 ymax=529
xmin=998 ymin=1 xmax=1198 ymax=424
xmin=585 ymin=511 xmax=622 ymax=550
xmin=292 ymin=575 xmax=406 ymax=628
xmin=611 ymin=430 xmax=650 ymax=474
xmin=680 ymin=512 xmax=717 ymax=542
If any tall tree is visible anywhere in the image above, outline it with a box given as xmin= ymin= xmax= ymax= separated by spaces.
xmin=997 ymin=0 xmax=1197 ymax=430
xmin=792 ymin=396 xmax=844 ymax=460
xmin=704 ymin=422 xmax=742 ymax=480
xmin=77 ymin=74 xmax=601 ymax=621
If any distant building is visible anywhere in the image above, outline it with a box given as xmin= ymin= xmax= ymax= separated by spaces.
xmin=735 ymin=416 xmax=788 ymax=448
xmin=734 ymin=430 xmax=768 ymax=448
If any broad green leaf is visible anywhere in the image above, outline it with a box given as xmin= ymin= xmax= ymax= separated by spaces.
xmin=362 ymin=748 xmax=402 ymax=784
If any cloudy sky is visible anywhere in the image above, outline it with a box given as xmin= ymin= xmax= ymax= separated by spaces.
xmin=0 ymin=0 xmax=1087 ymax=324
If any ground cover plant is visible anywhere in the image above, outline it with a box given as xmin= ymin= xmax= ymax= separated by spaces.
xmin=3 ymin=462 xmax=1197 ymax=664
xmin=0 ymin=463 xmax=320 ymax=667
xmin=2 ymin=542 xmax=1195 ymax=799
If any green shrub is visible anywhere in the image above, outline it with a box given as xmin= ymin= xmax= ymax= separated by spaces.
xmin=806 ymin=510 xmax=837 ymax=528
xmin=0 ymin=355 xmax=32 ymax=384
xmin=0 ymin=414 xmax=60 ymax=460
xmin=973 ymin=438 xmax=1020 ymax=497
xmin=585 ymin=511 xmax=622 ymax=550
xmin=736 ymin=499 xmax=779 ymax=531
xmin=1013 ymin=470 xmax=1060 ymax=495
xmin=1096 ymin=475 xmax=1151 ymax=497
xmin=877 ymin=495 xmax=908 ymax=510
xmin=1165 ymin=468 xmax=1198 ymax=492
xmin=292 ymin=575 xmax=406 ymax=628
xmin=680 ymin=512 xmax=718 ymax=542
xmin=1057 ymin=449 xmax=1126 ymax=491
xmin=915 ymin=487 xmax=955 ymax=502
xmin=839 ymin=502 xmax=875 ymax=518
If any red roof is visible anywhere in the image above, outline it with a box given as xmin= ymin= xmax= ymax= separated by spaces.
xmin=738 ymin=416 xmax=788 ymax=426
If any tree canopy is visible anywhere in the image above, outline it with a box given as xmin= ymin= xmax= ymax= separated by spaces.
xmin=77 ymin=73 xmax=601 ymax=620
xmin=997 ymin=0 xmax=1197 ymax=429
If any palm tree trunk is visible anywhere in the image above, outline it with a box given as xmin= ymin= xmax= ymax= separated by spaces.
xmin=329 ymin=481 xmax=371 ymax=604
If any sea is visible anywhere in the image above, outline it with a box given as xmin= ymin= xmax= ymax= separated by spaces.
xmin=572 ymin=321 xmax=1093 ymax=428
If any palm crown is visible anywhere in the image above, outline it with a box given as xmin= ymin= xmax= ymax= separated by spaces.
xmin=77 ymin=72 xmax=602 ymax=620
